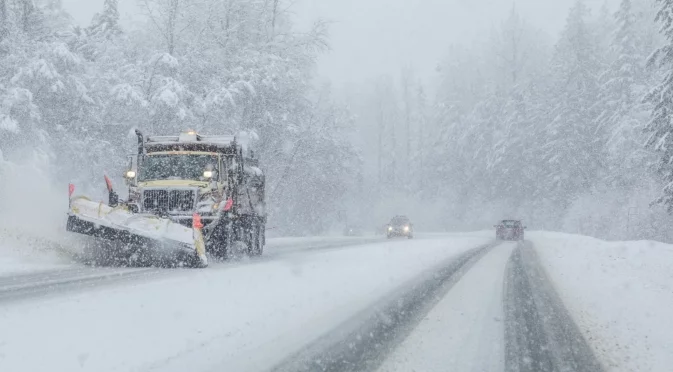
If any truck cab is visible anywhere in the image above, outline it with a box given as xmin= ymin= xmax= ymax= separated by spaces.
xmin=124 ymin=130 xmax=266 ymax=257
xmin=127 ymin=150 xmax=227 ymax=226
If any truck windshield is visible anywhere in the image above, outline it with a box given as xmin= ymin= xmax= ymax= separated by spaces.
xmin=139 ymin=154 xmax=218 ymax=181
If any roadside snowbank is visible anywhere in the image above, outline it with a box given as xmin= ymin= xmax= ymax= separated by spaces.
xmin=531 ymin=231 xmax=673 ymax=372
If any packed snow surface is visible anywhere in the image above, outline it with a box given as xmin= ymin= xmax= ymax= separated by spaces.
xmin=378 ymin=242 xmax=515 ymax=372
xmin=0 ymin=235 xmax=489 ymax=372
xmin=531 ymin=231 xmax=673 ymax=372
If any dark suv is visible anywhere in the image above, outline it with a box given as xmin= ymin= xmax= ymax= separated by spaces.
xmin=495 ymin=220 xmax=525 ymax=241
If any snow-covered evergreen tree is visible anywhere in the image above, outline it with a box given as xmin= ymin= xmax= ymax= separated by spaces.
xmin=646 ymin=0 xmax=673 ymax=212
xmin=334 ymin=0 xmax=669 ymax=237
xmin=87 ymin=0 xmax=121 ymax=39
xmin=595 ymin=0 xmax=651 ymax=190
xmin=0 ymin=0 xmax=361 ymax=234
xmin=3 ymin=0 xmax=672 ymax=237
xmin=544 ymin=0 xmax=603 ymax=201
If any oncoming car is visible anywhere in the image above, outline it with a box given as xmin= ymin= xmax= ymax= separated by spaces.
xmin=386 ymin=216 xmax=414 ymax=239
xmin=495 ymin=219 xmax=525 ymax=241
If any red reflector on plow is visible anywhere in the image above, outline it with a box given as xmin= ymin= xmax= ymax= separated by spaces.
xmin=193 ymin=213 xmax=204 ymax=229
xmin=224 ymin=198 xmax=233 ymax=211
xmin=68 ymin=183 xmax=75 ymax=198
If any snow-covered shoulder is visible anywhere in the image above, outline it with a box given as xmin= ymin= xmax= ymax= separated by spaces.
xmin=530 ymin=231 xmax=673 ymax=372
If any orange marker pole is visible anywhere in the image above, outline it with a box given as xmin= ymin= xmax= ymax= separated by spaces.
xmin=192 ymin=213 xmax=207 ymax=265
xmin=104 ymin=175 xmax=113 ymax=193
xmin=68 ymin=183 xmax=75 ymax=209
xmin=223 ymin=198 xmax=233 ymax=211
xmin=192 ymin=213 xmax=204 ymax=229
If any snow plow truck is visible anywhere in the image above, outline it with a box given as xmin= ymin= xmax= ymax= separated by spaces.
xmin=66 ymin=130 xmax=266 ymax=268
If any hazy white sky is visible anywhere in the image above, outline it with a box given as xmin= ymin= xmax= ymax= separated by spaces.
xmin=62 ymin=0 xmax=614 ymax=86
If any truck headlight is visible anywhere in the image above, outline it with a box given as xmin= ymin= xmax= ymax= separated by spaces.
xmin=203 ymin=170 xmax=213 ymax=179
xmin=403 ymin=225 xmax=409 ymax=232
xmin=125 ymin=170 xmax=136 ymax=178
xmin=388 ymin=226 xmax=393 ymax=231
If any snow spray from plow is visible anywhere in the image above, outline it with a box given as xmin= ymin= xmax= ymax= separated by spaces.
xmin=66 ymin=184 xmax=208 ymax=268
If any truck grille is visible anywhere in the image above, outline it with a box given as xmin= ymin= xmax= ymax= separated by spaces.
xmin=143 ymin=190 xmax=195 ymax=212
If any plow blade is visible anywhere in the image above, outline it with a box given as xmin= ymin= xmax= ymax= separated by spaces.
xmin=66 ymin=197 xmax=207 ymax=268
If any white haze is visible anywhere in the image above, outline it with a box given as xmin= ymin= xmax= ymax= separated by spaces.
xmin=62 ymin=0 xmax=619 ymax=84
xmin=4 ymin=0 xmax=673 ymax=242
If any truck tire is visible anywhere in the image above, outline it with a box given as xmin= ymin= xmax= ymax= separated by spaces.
xmin=252 ymin=224 xmax=264 ymax=256
xmin=207 ymin=219 xmax=230 ymax=259
xmin=184 ymin=251 xmax=208 ymax=268
xmin=246 ymin=222 xmax=264 ymax=257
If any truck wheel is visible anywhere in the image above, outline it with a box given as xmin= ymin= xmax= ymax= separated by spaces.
xmin=243 ymin=223 xmax=256 ymax=256
xmin=184 ymin=252 xmax=208 ymax=268
xmin=208 ymin=233 xmax=228 ymax=259
xmin=213 ymin=245 xmax=227 ymax=259
xmin=207 ymin=219 xmax=231 ymax=260
xmin=251 ymin=224 xmax=264 ymax=256
xmin=229 ymin=241 xmax=247 ymax=259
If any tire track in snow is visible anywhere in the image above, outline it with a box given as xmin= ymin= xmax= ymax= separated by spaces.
xmin=269 ymin=241 xmax=499 ymax=372
xmin=0 ymin=267 xmax=164 ymax=303
xmin=503 ymin=241 xmax=605 ymax=372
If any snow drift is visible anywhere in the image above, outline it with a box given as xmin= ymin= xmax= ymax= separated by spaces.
xmin=531 ymin=231 xmax=673 ymax=372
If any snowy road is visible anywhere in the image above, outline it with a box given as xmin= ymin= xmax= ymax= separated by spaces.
xmin=0 ymin=234 xmax=611 ymax=372
xmin=377 ymin=242 xmax=515 ymax=372
xmin=503 ymin=242 xmax=603 ymax=372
